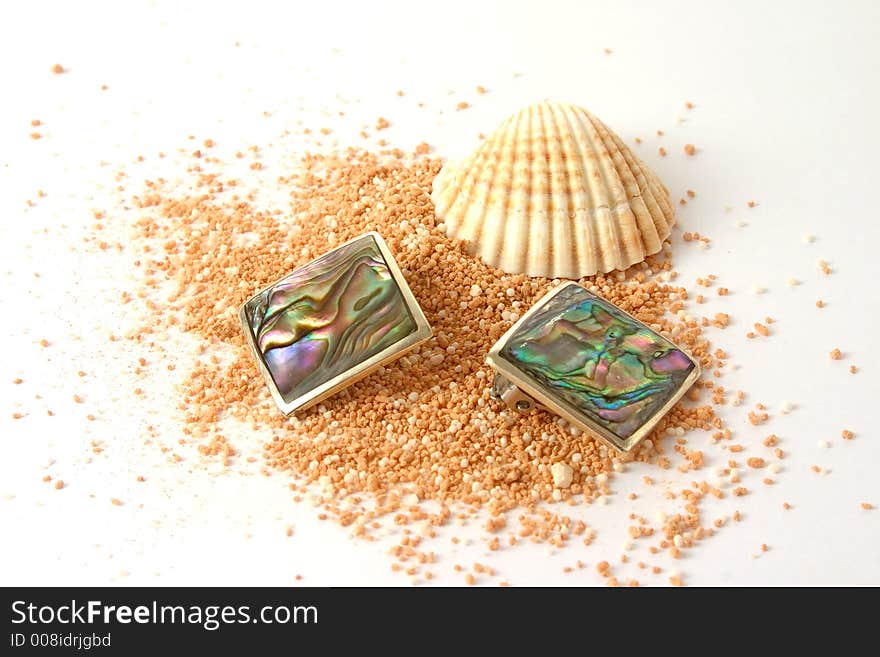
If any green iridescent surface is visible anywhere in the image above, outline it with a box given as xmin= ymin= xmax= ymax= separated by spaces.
xmin=243 ymin=235 xmax=417 ymax=404
xmin=500 ymin=285 xmax=695 ymax=440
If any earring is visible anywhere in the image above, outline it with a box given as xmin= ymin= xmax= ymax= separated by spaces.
xmin=486 ymin=281 xmax=700 ymax=453
xmin=240 ymin=232 xmax=432 ymax=415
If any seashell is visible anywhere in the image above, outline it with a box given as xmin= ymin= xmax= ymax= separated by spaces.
xmin=431 ymin=101 xmax=675 ymax=278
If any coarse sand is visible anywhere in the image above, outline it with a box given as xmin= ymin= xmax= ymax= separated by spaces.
xmin=119 ymin=145 xmax=743 ymax=581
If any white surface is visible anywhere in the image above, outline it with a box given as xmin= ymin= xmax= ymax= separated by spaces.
xmin=1 ymin=0 xmax=878 ymax=586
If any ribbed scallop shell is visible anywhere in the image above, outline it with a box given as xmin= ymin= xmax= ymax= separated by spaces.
xmin=431 ymin=101 xmax=675 ymax=278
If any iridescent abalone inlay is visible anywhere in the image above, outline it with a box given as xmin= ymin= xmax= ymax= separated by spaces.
xmin=500 ymin=285 xmax=695 ymax=440
xmin=243 ymin=235 xmax=417 ymax=404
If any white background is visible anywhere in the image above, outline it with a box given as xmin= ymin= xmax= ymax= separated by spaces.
xmin=1 ymin=0 xmax=878 ymax=586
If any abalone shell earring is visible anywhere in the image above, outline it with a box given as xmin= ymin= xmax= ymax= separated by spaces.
xmin=486 ymin=282 xmax=700 ymax=453
xmin=240 ymin=232 xmax=432 ymax=415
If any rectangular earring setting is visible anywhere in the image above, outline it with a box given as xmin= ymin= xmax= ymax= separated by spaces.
xmin=239 ymin=232 xmax=433 ymax=415
xmin=486 ymin=281 xmax=700 ymax=453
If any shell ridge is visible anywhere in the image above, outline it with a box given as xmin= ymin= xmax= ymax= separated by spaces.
xmin=521 ymin=104 xmax=540 ymax=276
xmin=565 ymin=106 xmax=604 ymax=275
xmin=593 ymin=117 xmax=656 ymax=261
xmin=643 ymin=163 xmax=675 ymax=229
xmin=553 ymin=102 xmax=589 ymax=278
xmin=482 ymin=108 xmax=526 ymax=267
xmin=640 ymin=166 xmax=673 ymax=224
xmin=579 ymin=109 xmax=625 ymax=272
xmin=449 ymin=118 xmax=510 ymax=235
xmin=631 ymin=178 xmax=672 ymax=241
xmin=436 ymin=115 xmax=508 ymax=235
xmin=592 ymin=113 xmax=664 ymax=267
xmin=593 ymin=111 xmax=644 ymax=270
xmin=601 ymin=120 xmax=674 ymax=234
xmin=538 ymin=103 xmax=558 ymax=278
xmin=601 ymin=123 xmax=672 ymax=240
xmin=461 ymin=119 xmax=512 ymax=242
xmin=526 ymin=103 xmax=553 ymax=277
